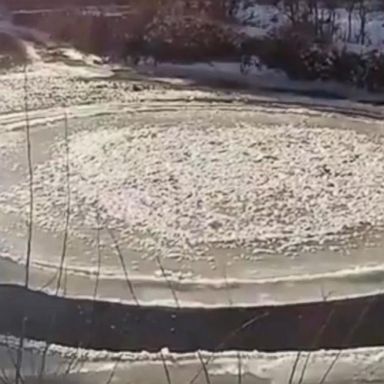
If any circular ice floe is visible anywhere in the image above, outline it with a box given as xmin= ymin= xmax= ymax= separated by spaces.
xmin=2 ymin=111 xmax=384 ymax=259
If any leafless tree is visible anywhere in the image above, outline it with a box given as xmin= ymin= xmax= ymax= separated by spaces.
xmin=282 ymin=0 xmax=301 ymax=24
xmin=357 ymin=0 xmax=369 ymax=45
xmin=321 ymin=0 xmax=342 ymax=39
xmin=345 ymin=0 xmax=358 ymax=41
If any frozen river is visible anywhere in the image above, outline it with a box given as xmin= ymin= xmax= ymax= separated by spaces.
xmin=0 ymin=60 xmax=384 ymax=307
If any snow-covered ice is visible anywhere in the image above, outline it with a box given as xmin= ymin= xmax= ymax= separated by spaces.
xmin=2 ymin=335 xmax=384 ymax=384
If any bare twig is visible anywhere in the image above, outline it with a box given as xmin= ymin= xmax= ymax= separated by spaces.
xmin=37 ymin=342 xmax=51 ymax=382
xmin=289 ymin=288 xmax=335 ymax=384
xmin=222 ymin=261 xmax=233 ymax=306
xmin=1 ymin=335 xmax=21 ymax=384
xmin=14 ymin=316 xmax=27 ymax=384
xmin=23 ymin=65 xmax=33 ymax=289
xmin=155 ymin=252 xmax=180 ymax=308
xmin=0 ymin=373 xmax=8 ymax=384
xmin=63 ymin=265 xmax=69 ymax=296
xmin=15 ymin=62 xmax=34 ymax=384
xmin=0 ymin=363 xmax=9 ymax=384
xmin=56 ymin=110 xmax=71 ymax=294
xmin=297 ymin=307 xmax=336 ymax=384
xmin=86 ymin=197 xmax=103 ymax=349
xmin=197 ymin=351 xmax=212 ymax=384
xmin=3 ymin=335 xmax=19 ymax=372
xmin=93 ymin=197 xmax=102 ymax=299
xmin=319 ymin=296 xmax=377 ymax=384
xmin=105 ymin=361 xmax=120 ymax=384
xmin=38 ymin=309 xmax=72 ymax=382
xmin=62 ymin=347 xmax=81 ymax=377
xmin=189 ymin=311 xmax=269 ymax=384
xmin=38 ymin=112 xmax=71 ymax=382
xmin=237 ymin=352 xmax=242 ymax=384
xmin=53 ymin=344 xmax=82 ymax=382
xmin=107 ymin=227 xmax=140 ymax=306
xmin=160 ymin=350 xmax=173 ymax=384
xmin=288 ymin=352 xmax=302 ymax=384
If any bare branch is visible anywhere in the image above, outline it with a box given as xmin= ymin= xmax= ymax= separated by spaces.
xmin=62 ymin=347 xmax=81 ymax=377
xmin=319 ymin=296 xmax=377 ymax=384
xmin=155 ymin=252 xmax=180 ymax=308
xmin=189 ymin=311 xmax=269 ymax=384
xmin=15 ymin=62 xmax=34 ymax=384
xmin=222 ymin=261 xmax=233 ymax=306
xmin=23 ymin=63 xmax=33 ymax=290
xmin=105 ymin=361 xmax=120 ymax=384
xmin=288 ymin=352 xmax=302 ymax=384
xmin=37 ymin=340 xmax=51 ymax=383
xmin=197 ymin=351 xmax=211 ymax=384
xmin=93 ymin=195 xmax=102 ymax=299
xmin=298 ymin=307 xmax=337 ymax=384
xmin=1 ymin=334 xmax=22 ymax=384
xmin=237 ymin=352 xmax=242 ymax=384
xmin=14 ymin=317 xmax=27 ymax=384
xmin=36 ymin=111 xmax=71 ymax=383
xmin=160 ymin=350 xmax=173 ymax=384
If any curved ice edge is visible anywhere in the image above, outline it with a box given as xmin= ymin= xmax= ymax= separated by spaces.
xmin=3 ymin=250 xmax=384 ymax=294
xmin=21 ymin=287 xmax=384 ymax=309
xmin=0 ymin=91 xmax=383 ymax=131
xmin=1 ymin=335 xmax=384 ymax=383
xmin=31 ymin=259 xmax=384 ymax=286
xmin=1 ymin=333 xmax=384 ymax=362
